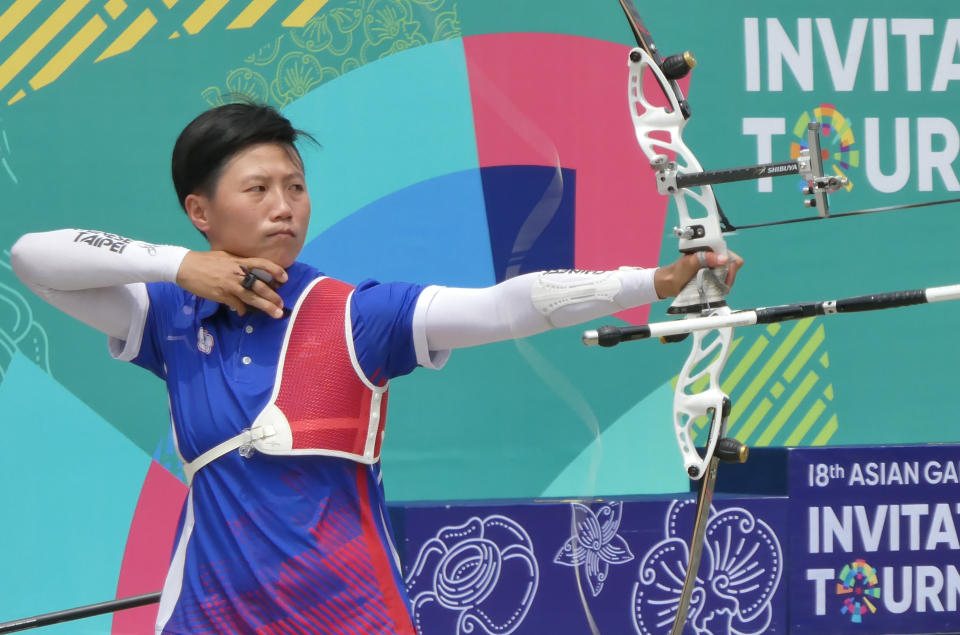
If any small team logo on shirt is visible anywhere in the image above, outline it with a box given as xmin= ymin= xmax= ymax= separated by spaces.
xmin=197 ymin=327 xmax=214 ymax=354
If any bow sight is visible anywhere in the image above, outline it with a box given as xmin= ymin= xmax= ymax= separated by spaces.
xmin=652 ymin=121 xmax=848 ymax=226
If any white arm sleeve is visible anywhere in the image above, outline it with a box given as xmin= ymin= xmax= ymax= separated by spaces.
xmin=10 ymin=230 xmax=189 ymax=353
xmin=413 ymin=268 xmax=659 ymax=368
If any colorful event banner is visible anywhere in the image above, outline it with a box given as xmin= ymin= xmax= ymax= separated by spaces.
xmin=788 ymin=445 xmax=960 ymax=634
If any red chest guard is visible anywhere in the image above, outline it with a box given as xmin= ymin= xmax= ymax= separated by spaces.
xmin=252 ymin=277 xmax=389 ymax=461
xmin=182 ymin=277 xmax=389 ymax=484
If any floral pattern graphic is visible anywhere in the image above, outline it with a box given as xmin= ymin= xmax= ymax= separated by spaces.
xmin=0 ymin=119 xmax=16 ymax=185
xmin=271 ymin=51 xmax=338 ymax=104
xmin=405 ymin=515 xmax=539 ymax=635
xmin=290 ymin=5 xmax=362 ymax=55
xmin=633 ymin=500 xmax=782 ymax=635
xmin=0 ymin=251 xmax=53 ymax=383
xmin=203 ymin=0 xmax=461 ymax=109
xmin=554 ymin=501 xmax=635 ymax=597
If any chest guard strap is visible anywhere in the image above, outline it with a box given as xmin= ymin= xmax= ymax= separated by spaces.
xmin=183 ymin=277 xmax=389 ymax=484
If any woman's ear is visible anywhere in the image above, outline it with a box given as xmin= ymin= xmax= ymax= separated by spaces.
xmin=184 ymin=193 xmax=210 ymax=234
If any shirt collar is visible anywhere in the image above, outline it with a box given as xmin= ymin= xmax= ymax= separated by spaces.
xmin=193 ymin=261 xmax=321 ymax=320
xmin=277 ymin=261 xmax=317 ymax=307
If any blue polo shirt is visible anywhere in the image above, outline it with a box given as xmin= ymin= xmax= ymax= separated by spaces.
xmin=123 ymin=261 xmax=426 ymax=634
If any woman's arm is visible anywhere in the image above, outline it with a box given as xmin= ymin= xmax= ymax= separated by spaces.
xmin=419 ymin=251 xmax=742 ymax=352
xmin=10 ymin=229 xmax=188 ymax=340
xmin=11 ymin=229 xmax=292 ymax=340
xmin=421 ymin=268 xmax=659 ymax=351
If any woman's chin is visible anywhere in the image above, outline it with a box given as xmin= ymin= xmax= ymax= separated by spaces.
xmin=273 ymin=250 xmax=299 ymax=270
xmin=256 ymin=244 xmax=300 ymax=270
xmin=211 ymin=241 xmax=300 ymax=270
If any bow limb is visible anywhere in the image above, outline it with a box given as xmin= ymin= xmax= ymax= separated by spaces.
xmin=628 ymin=48 xmax=726 ymax=256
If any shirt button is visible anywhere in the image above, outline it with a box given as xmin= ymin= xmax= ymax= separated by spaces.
xmin=244 ymin=325 xmax=254 ymax=334
xmin=242 ymin=356 xmax=252 ymax=365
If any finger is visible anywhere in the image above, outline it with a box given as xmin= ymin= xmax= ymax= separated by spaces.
xmin=249 ymin=268 xmax=274 ymax=285
xmin=224 ymin=296 xmax=247 ymax=316
xmin=671 ymin=253 xmax=706 ymax=295
xmin=697 ymin=250 xmax=731 ymax=270
xmin=725 ymin=254 xmax=744 ymax=287
xmin=240 ymin=286 xmax=285 ymax=319
xmin=247 ymin=280 xmax=284 ymax=311
xmin=681 ymin=252 xmax=704 ymax=276
xmin=242 ymin=258 xmax=288 ymax=284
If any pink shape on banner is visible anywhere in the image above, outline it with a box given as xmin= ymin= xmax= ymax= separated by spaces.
xmin=465 ymin=33 xmax=692 ymax=324
xmin=112 ymin=462 xmax=187 ymax=633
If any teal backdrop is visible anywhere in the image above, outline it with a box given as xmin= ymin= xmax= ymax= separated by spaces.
xmin=0 ymin=1 xmax=957 ymax=631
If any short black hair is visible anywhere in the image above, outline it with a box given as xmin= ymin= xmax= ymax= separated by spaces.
xmin=171 ymin=102 xmax=314 ymax=210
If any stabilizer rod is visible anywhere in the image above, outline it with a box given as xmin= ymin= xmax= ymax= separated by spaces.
xmin=584 ymin=283 xmax=960 ymax=347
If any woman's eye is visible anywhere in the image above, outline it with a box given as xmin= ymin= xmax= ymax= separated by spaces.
xmin=290 ymin=183 xmax=305 ymax=192
xmin=247 ymin=185 xmax=266 ymax=192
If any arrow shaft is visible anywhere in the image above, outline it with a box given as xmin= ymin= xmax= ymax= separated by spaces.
xmin=0 ymin=592 xmax=161 ymax=634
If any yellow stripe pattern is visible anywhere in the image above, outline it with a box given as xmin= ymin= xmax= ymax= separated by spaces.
xmin=0 ymin=0 xmax=42 ymax=45
xmin=0 ymin=0 xmax=89 ymax=93
xmin=675 ymin=317 xmax=839 ymax=448
xmin=29 ymin=14 xmax=105 ymax=89
xmin=103 ymin=0 xmax=126 ymax=20
xmin=282 ymin=0 xmax=328 ymax=28
xmin=183 ymin=0 xmax=229 ymax=35
xmin=228 ymin=0 xmax=278 ymax=30
xmin=95 ymin=9 xmax=157 ymax=62
xmin=0 ymin=0 xmax=337 ymax=108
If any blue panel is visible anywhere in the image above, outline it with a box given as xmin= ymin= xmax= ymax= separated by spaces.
xmin=395 ymin=496 xmax=788 ymax=634
xmin=0 ymin=353 xmax=150 ymax=630
xmin=282 ymin=39 xmax=480 ymax=244
xmin=299 ymin=168 xmax=495 ymax=288
xmin=480 ymin=165 xmax=576 ymax=282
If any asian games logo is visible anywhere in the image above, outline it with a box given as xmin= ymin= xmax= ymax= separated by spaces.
xmin=836 ymin=558 xmax=882 ymax=624
xmin=789 ymin=103 xmax=858 ymax=191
